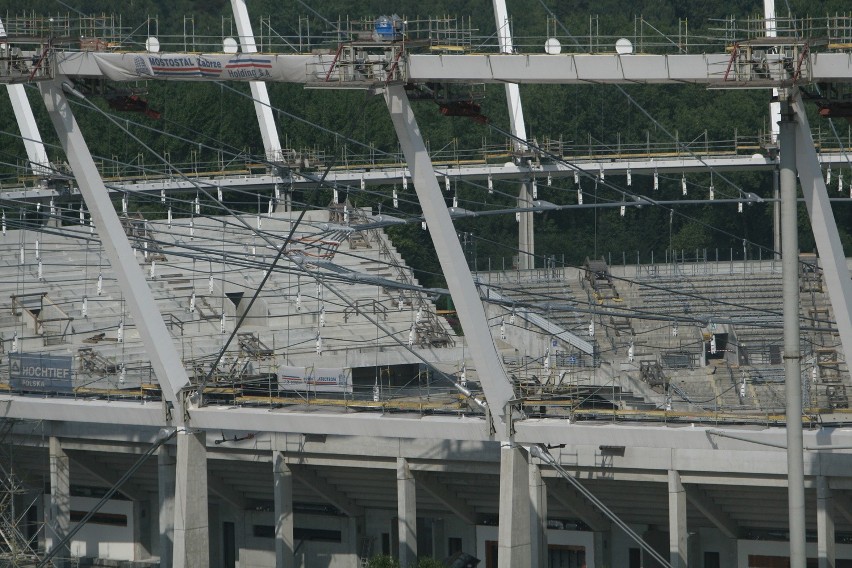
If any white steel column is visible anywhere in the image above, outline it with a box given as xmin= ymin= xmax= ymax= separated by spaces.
xmin=498 ymin=444 xmax=532 ymax=568
xmin=492 ymin=0 xmax=527 ymax=143
xmin=8 ymin=85 xmax=50 ymax=176
xmin=230 ymin=0 xmax=283 ymax=162
xmin=594 ymin=531 xmax=611 ymax=568
xmin=397 ymin=457 xmax=417 ymax=567
xmin=48 ymin=437 xmax=70 ymax=568
xmin=492 ymin=0 xmax=534 ymax=270
xmin=764 ymin=0 xmax=781 ymax=143
xmin=172 ymin=430 xmax=209 ymax=568
xmin=764 ymin=0 xmax=782 ymax=254
xmin=1 ymin=17 xmax=50 ymax=177
xmin=273 ymin=451 xmax=295 ymax=568
xmin=529 ymin=461 xmax=548 ymax=568
xmin=518 ymin=183 xmax=535 ymax=270
xmin=158 ymin=447 xmax=176 ymax=568
xmin=791 ymin=92 xmax=852 ymax=383
xmin=384 ymin=84 xmax=515 ymax=421
xmin=780 ymin=95 xmax=806 ymax=568
xmin=39 ymin=80 xmax=190 ymax=407
xmin=668 ymin=470 xmax=687 ymax=568
xmin=817 ymin=476 xmax=835 ymax=568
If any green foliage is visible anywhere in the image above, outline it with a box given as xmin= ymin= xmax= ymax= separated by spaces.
xmin=0 ymin=0 xmax=848 ymax=272
xmin=366 ymin=555 xmax=399 ymax=568
xmin=415 ymin=557 xmax=446 ymax=568
xmin=365 ymin=555 xmax=445 ymax=568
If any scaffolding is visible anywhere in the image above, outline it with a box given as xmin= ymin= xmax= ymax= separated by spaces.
xmin=0 ymin=419 xmax=42 ymax=566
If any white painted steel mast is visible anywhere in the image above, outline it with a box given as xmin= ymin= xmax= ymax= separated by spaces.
xmin=1 ymin=18 xmax=50 ymax=176
xmin=765 ymin=0 xmax=782 ymax=254
xmin=230 ymin=0 xmax=283 ymax=163
xmin=493 ymin=0 xmax=535 ymax=270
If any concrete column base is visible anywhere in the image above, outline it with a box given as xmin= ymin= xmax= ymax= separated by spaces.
xmin=817 ymin=476 xmax=835 ymax=568
xmin=498 ymin=444 xmax=531 ymax=568
xmin=397 ymin=457 xmax=417 ymax=567
xmin=273 ymin=451 xmax=295 ymax=568
xmin=172 ymin=430 xmax=209 ymax=568
xmin=49 ymin=437 xmax=70 ymax=568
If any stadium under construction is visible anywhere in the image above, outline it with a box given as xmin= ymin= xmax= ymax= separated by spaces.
xmin=2 ymin=2 xmax=852 ymax=568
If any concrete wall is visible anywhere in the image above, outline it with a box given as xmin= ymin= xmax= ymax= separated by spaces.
xmin=43 ymin=495 xmax=135 ymax=561
xmin=738 ymin=539 xmax=852 ymax=567
xmin=364 ymin=508 xmax=479 ymax=562
xmin=475 ymin=524 xmax=595 ymax=567
xmin=237 ymin=511 xmax=354 ymax=568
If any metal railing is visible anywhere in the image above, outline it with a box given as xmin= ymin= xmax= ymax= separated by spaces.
xmin=23 ymin=124 xmax=845 ymax=190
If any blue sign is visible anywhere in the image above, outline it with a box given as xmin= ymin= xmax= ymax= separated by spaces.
xmin=9 ymin=353 xmax=73 ymax=392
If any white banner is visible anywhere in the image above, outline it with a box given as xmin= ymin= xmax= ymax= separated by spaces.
xmin=277 ymin=365 xmax=352 ymax=393
xmin=91 ymin=52 xmax=329 ymax=83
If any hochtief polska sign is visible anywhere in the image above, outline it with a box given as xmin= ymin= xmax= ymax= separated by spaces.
xmin=9 ymin=353 xmax=73 ymax=393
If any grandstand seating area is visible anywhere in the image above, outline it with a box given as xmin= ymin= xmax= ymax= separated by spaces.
xmin=1 ymin=211 xmax=849 ymax=418
xmin=488 ymin=256 xmax=849 ymax=415
xmin=0 ymin=210 xmax=462 ymax=403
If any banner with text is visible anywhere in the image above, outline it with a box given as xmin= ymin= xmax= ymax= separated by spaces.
xmin=277 ymin=365 xmax=352 ymax=394
xmin=9 ymin=353 xmax=74 ymax=392
xmin=92 ymin=53 xmax=326 ymax=83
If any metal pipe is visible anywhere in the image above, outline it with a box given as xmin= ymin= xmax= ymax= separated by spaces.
xmin=780 ymin=94 xmax=806 ymax=568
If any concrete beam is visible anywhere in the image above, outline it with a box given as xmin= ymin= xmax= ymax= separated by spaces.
xmin=545 ymin=478 xmax=611 ymax=532
xmin=684 ymin=485 xmax=739 ymax=539
xmin=406 ymin=52 xmax=852 ymax=84
xmin=290 ymin=465 xmax=363 ymax=517
xmin=55 ymin=51 xmax=852 ymax=85
xmin=66 ymin=450 xmax=146 ymax=502
xmin=414 ymin=471 xmax=477 ymax=525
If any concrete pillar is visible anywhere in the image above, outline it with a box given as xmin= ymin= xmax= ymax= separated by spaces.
xmin=668 ymin=470 xmax=687 ymax=568
xmin=498 ymin=444 xmax=531 ymax=568
xmin=149 ymin=493 xmax=160 ymax=560
xmin=159 ymin=446 xmax=176 ymax=568
xmin=817 ymin=476 xmax=835 ymax=568
xmin=397 ymin=457 xmax=417 ymax=567
xmin=134 ymin=496 xmax=153 ymax=560
xmin=433 ymin=518 xmax=445 ymax=559
xmin=780 ymin=96 xmax=806 ymax=568
xmin=48 ymin=437 xmax=70 ymax=568
xmin=273 ymin=451 xmax=295 ymax=568
xmin=208 ymin=503 xmax=220 ymax=568
xmin=529 ymin=461 xmax=548 ymax=568
xmin=349 ymin=516 xmax=362 ymax=566
xmin=518 ymin=183 xmax=535 ymax=270
xmin=594 ymin=530 xmax=611 ymax=568
xmin=172 ymin=429 xmax=209 ymax=568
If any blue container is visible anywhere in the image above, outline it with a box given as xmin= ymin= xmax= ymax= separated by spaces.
xmin=375 ymin=16 xmax=396 ymax=41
